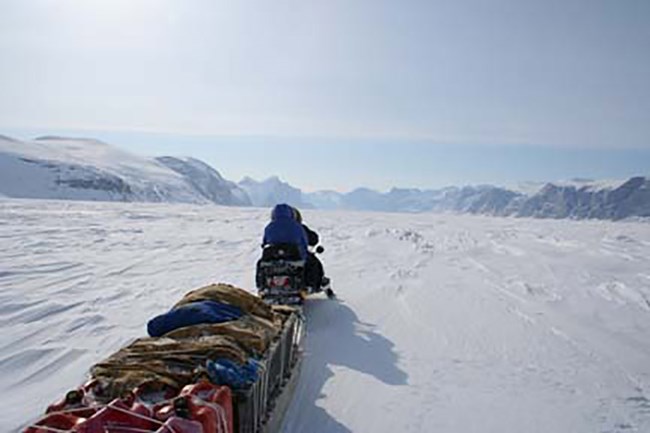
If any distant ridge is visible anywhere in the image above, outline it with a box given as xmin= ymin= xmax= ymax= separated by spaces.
xmin=239 ymin=175 xmax=312 ymax=209
xmin=0 ymin=135 xmax=248 ymax=205
xmin=35 ymin=135 xmax=106 ymax=143
xmin=157 ymin=156 xmax=251 ymax=206
xmin=1 ymin=134 xmax=648 ymax=220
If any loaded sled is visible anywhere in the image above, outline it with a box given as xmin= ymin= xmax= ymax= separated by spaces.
xmin=23 ymin=283 xmax=305 ymax=433
xmin=23 ymin=239 xmax=335 ymax=433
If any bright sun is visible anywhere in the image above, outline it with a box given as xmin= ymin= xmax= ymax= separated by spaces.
xmin=57 ymin=0 xmax=169 ymax=48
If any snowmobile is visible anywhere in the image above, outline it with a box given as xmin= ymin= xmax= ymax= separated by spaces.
xmin=256 ymin=244 xmax=333 ymax=305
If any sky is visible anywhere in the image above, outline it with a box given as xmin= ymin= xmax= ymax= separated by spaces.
xmin=1 ymin=0 xmax=649 ymax=191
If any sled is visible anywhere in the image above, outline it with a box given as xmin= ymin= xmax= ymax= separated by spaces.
xmin=24 ymin=285 xmax=305 ymax=433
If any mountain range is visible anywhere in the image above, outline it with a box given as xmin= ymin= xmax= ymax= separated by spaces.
xmin=1 ymin=134 xmax=648 ymax=221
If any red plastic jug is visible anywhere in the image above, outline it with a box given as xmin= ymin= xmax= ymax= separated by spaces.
xmin=154 ymin=416 xmax=204 ymax=433
xmin=75 ymin=396 xmax=157 ymax=433
xmin=23 ymin=412 xmax=86 ymax=433
xmin=46 ymin=389 xmax=98 ymax=419
xmin=180 ymin=382 xmax=233 ymax=433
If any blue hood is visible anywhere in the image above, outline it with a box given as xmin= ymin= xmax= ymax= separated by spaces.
xmin=271 ymin=204 xmax=295 ymax=221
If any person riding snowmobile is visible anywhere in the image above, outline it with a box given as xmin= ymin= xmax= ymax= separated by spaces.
xmin=261 ymin=204 xmax=335 ymax=299
xmin=262 ymin=203 xmax=308 ymax=259
xmin=292 ymin=207 xmax=335 ymax=299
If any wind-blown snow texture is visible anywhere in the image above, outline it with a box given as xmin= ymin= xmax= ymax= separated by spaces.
xmin=2 ymin=199 xmax=650 ymax=432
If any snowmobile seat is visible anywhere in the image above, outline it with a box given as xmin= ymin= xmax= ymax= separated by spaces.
xmin=260 ymin=243 xmax=303 ymax=261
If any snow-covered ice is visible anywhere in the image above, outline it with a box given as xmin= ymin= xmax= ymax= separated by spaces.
xmin=1 ymin=198 xmax=650 ymax=432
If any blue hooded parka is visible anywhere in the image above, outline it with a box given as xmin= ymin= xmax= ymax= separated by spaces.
xmin=262 ymin=204 xmax=308 ymax=259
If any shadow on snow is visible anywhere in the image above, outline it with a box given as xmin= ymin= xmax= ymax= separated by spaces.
xmin=282 ymin=297 xmax=408 ymax=433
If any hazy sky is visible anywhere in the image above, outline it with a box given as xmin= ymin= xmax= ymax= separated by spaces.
xmin=1 ymin=0 xmax=649 ymax=191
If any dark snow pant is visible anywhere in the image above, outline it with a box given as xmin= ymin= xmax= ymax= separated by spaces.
xmin=304 ymin=252 xmax=324 ymax=291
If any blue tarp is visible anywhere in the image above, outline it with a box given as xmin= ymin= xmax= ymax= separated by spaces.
xmin=147 ymin=300 xmax=243 ymax=337
xmin=206 ymin=358 xmax=261 ymax=390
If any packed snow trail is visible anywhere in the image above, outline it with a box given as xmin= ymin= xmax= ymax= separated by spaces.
xmin=1 ymin=200 xmax=650 ymax=432
xmin=285 ymin=215 xmax=650 ymax=432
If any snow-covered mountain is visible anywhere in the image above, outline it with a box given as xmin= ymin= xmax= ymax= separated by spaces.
xmin=303 ymin=185 xmax=523 ymax=215
xmin=438 ymin=185 xmax=525 ymax=215
xmin=300 ymin=179 xmax=650 ymax=220
xmin=516 ymin=177 xmax=650 ymax=220
xmin=338 ymin=187 xmax=387 ymax=211
xmin=239 ymin=176 xmax=312 ymax=209
xmin=0 ymin=135 xmax=246 ymax=206
xmin=302 ymin=190 xmax=343 ymax=210
xmin=2 ymin=134 xmax=648 ymax=220
xmin=156 ymin=156 xmax=250 ymax=206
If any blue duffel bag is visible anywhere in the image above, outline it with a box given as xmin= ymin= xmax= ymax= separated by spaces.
xmin=147 ymin=300 xmax=243 ymax=337
xmin=206 ymin=358 xmax=261 ymax=390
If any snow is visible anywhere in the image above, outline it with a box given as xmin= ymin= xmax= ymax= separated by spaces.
xmin=18 ymin=137 xmax=178 ymax=184
xmin=239 ymin=176 xmax=309 ymax=208
xmin=304 ymin=190 xmax=344 ymax=210
xmin=156 ymin=156 xmax=251 ymax=206
xmin=2 ymin=134 xmax=649 ymax=219
xmin=0 ymin=136 xmax=206 ymax=203
xmin=2 ymin=199 xmax=650 ymax=432
xmin=512 ymin=178 xmax=630 ymax=196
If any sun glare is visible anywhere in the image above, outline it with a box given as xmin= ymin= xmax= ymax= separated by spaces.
xmin=57 ymin=0 xmax=170 ymax=49
xmin=73 ymin=0 xmax=153 ymax=22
